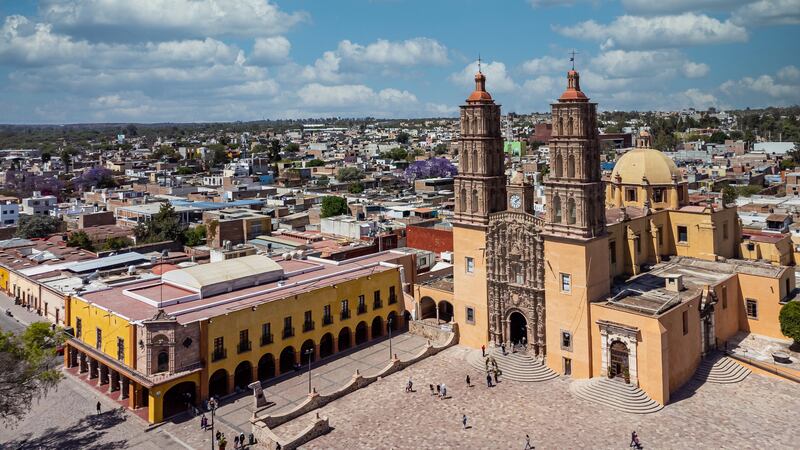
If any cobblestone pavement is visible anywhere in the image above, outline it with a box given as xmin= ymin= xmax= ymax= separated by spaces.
xmin=283 ymin=346 xmax=799 ymax=450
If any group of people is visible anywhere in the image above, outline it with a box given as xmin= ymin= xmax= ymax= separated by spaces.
xmin=428 ymin=382 xmax=448 ymax=399
xmin=200 ymin=412 xmax=249 ymax=449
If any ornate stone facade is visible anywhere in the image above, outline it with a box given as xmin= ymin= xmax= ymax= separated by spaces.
xmin=486 ymin=211 xmax=546 ymax=357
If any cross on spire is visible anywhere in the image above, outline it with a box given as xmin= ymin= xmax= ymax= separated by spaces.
xmin=477 ymin=53 xmax=482 ymax=73
xmin=569 ymin=50 xmax=579 ymax=70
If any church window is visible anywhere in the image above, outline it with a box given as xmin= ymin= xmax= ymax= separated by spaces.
xmin=560 ymin=331 xmax=572 ymax=351
xmin=96 ymin=327 xmax=102 ymax=350
xmin=462 ymin=150 xmax=469 ymax=172
xmin=157 ymin=350 xmax=169 ymax=372
xmin=682 ymin=311 xmax=688 ymax=335
xmin=513 ymin=263 xmax=524 ymax=284
xmin=625 ymin=188 xmax=637 ymax=202
xmin=465 ymin=257 xmax=475 ymax=273
xmin=746 ymin=299 xmax=758 ymax=319
xmin=117 ymin=337 xmax=125 ymax=362
xmin=76 ymin=317 xmax=82 ymax=338
xmin=554 ymin=153 xmax=563 ymax=178
xmin=471 ymin=151 xmax=478 ymax=173
xmin=609 ymin=241 xmax=616 ymax=264
xmin=567 ymin=198 xmax=576 ymax=225
xmin=465 ymin=307 xmax=475 ymax=324
xmin=557 ymin=117 xmax=564 ymax=135
xmin=471 ymin=190 xmax=479 ymax=212
xmin=677 ymin=225 xmax=688 ymax=243
xmin=567 ymin=116 xmax=574 ymax=135
xmin=653 ymin=188 xmax=664 ymax=203
xmin=560 ymin=273 xmax=571 ymax=293
xmin=553 ymin=195 xmax=562 ymax=223
xmin=459 ymin=189 xmax=466 ymax=212
xmin=567 ymin=154 xmax=575 ymax=178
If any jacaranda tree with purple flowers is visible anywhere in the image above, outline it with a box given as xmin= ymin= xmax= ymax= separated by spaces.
xmin=74 ymin=167 xmax=117 ymax=191
xmin=404 ymin=157 xmax=457 ymax=182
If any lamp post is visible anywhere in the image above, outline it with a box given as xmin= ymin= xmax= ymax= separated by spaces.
xmin=208 ymin=397 xmax=218 ymax=450
xmin=304 ymin=348 xmax=314 ymax=394
xmin=388 ymin=316 xmax=393 ymax=360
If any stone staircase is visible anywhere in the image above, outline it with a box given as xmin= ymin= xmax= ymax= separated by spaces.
xmin=570 ymin=377 xmax=663 ymax=414
xmin=694 ymin=353 xmax=751 ymax=384
xmin=466 ymin=349 xmax=558 ymax=382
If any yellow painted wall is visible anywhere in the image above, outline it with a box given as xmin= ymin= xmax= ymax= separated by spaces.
xmin=740 ymin=236 xmax=793 ymax=266
xmin=737 ymin=272 xmax=790 ymax=339
xmin=204 ymin=267 xmax=404 ymax=390
xmin=713 ymin=276 xmax=742 ymax=344
xmin=544 ymin=236 xmax=610 ymax=379
xmin=451 ymin=225 xmax=489 ymax=348
xmin=0 ymin=265 xmax=9 ymax=292
xmin=659 ymin=298 xmax=702 ymax=398
xmin=147 ymin=372 xmax=201 ymax=423
xmin=69 ymin=296 xmax=134 ymax=366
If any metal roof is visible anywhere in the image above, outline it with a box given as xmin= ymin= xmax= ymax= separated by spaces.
xmin=67 ymin=252 xmax=148 ymax=274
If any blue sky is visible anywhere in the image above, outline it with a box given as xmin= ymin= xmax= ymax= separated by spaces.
xmin=0 ymin=0 xmax=798 ymax=123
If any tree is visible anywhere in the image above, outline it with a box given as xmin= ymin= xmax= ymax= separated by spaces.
xmin=306 ymin=159 xmax=325 ymax=167
xmin=336 ymin=167 xmax=364 ymax=182
xmin=320 ymin=196 xmax=349 ymax=218
xmin=15 ymin=215 xmax=61 ymax=239
xmin=721 ymin=185 xmax=738 ymax=205
xmin=152 ymin=145 xmax=177 ymax=160
xmin=348 ymin=181 xmax=365 ymax=194
xmin=708 ymin=131 xmax=729 ymax=144
xmin=283 ymin=142 xmax=300 ymax=157
xmin=67 ymin=231 xmax=94 ymax=251
xmin=205 ymin=144 xmax=229 ymax=169
xmin=395 ymin=131 xmax=410 ymax=145
xmin=0 ymin=322 xmax=64 ymax=425
xmin=102 ymin=236 xmax=132 ymax=251
xmin=735 ymin=185 xmax=762 ymax=197
xmin=404 ymin=158 xmax=458 ymax=182
xmin=316 ymin=174 xmax=330 ymax=186
xmin=60 ymin=147 xmax=79 ymax=170
xmin=133 ymin=203 xmax=186 ymax=244
xmin=40 ymin=152 xmax=52 ymax=164
xmin=433 ymin=144 xmax=449 ymax=155
xmin=382 ymin=147 xmax=408 ymax=161
xmin=75 ymin=167 xmax=117 ymax=191
xmin=176 ymin=166 xmax=196 ymax=175
xmin=779 ymin=301 xmax=800 ymax=343
xmin=183 ymin=225 xmax=207 ymax=247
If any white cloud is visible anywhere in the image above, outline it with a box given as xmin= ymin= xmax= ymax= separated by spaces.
xmin=337 ymin=38 xmax=448 ymax=67
xmin=674 ymin=88 xmax=719 ymax=109
xmin=682 ymin=61 xmax=710 ymax=78
xmin=450 ymin=61 xmax=518 ymax=93
xmin=621 ymin=0 xmax=750 ymax=13
xmin=296 ymin=83 xmax=417 ymax=108
xmin=555 ymin=13 xmax=748 ymax=49
xmin=521 ymin=55 xmax=572 ymax=75
xmin=731 ymin=0 xmax=800 ymax=26
xmin=778 ymin=65 xmax=800 ymax=81
xmin=721 ymin=73 xmax=800 ymax=100
xmin=301 ymin=51 xmax=343 ymax=83
xmin=41 ymin=0 xmax=306 ymax=40
xmin=251 ymin=36 xmax=291 ymax=65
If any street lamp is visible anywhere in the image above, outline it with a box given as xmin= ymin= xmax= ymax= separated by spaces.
xmin=304 ymin=348 xmax=314 ymax=394
xmin=387 ymin=316 xmax=393 ymax=360
xmin=208 ymin=397 xmax=218 ymax=450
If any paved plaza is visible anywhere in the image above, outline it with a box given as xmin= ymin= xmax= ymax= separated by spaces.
xmin=2 ymin=336 xmax=798 ymax=449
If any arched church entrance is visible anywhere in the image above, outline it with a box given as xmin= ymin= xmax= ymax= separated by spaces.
xmin=438 ymin=301 xmax=454 ymax=323
xmin=609 ymin=340 xmax=630 ymax=379
xmin=509 ymin=311 xmax=527 ymax=346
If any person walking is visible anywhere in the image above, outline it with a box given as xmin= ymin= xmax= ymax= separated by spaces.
xmin=429 ymin=384 xmax=435 ymax=396
xmin=441 ymin=384 xmax=447 ymax=399
xmin=462 ymin=414 xmax=468 ymax=430
xmin=501 ymin=342 xmax=506 ymax=355
xmin=96 ymin=401 xmax=101 ymax=415
xmin=466 ymin=375 xmax=471 ymax=387
xmin=493 ymin=370 xmax=499 ymax=384
xmin=233 ymin=435 xmax=239 ymax=450
xmin=200 ymin=414 xmax=207 ymax=430
xmin=436 ymin=384 xmax=441 ymax=396
xmin=481 ymin=344 xmax=485 ymax=357
xmin=630 ymin=431 xmax=642 ymax=449
xmin=239 ymin=433 xmax=245 ymax=448
xmin=486 ymin=373 xmax=492 ymax=387
xmin=524 ymin=434 xmax=534 ymax=449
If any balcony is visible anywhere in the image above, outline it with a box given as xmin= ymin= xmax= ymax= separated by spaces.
xmin=303 ymin=320 xmax=315 ymax=332
xmin=357 ymin=304 xmax=367 ymax=315
xmin=340 ymin=310 xmax=351 ymax=320
xmin=211 ymin=348 xmax=227 ymax=362
xmin=260 ymin=333 xmax=274 ymax=346
xmin=237 ymin=340 xmax=252 ymax=354
xmin=322 ymin=315 xmax=333 ymax=326
xmin=282 ymin=327 xmax=295 ymax=339
xmin=373 ymin=299 xmax=382 ymax=310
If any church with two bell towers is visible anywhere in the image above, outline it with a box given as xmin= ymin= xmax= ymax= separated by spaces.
xmin=448 ymin=62 xmax=796 ymax=407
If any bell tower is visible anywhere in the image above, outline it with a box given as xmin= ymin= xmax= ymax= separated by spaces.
xmin=543 ymin=69 xmax=610 ymax=379
xmin=451 ymin=67 xmax=506 ymax=349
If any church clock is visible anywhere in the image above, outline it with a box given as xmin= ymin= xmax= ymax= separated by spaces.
xmin=509 ymin=194 xmax=522 ymax=209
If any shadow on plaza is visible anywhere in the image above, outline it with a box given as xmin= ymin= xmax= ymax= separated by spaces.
xmin=3 ymin=407 xmax=129 ymax=450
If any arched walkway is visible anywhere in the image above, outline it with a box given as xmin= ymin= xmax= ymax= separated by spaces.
xmin=338 ymin=327 xmax=352 ymax=352
xmin=371 ymin=316 xmax=383 ymax=339
xmin=279 ymin=346 xmax=296 ymax=374
xmin=319 ymin=333 xmax=334 ymax=359
xmin=355 ymin=321 xmax=368 ymax=345
xmin=438 ymin=300 xmax=454 ymax=323
xmin=233 ymin=361 xmax=253 ymax=390
xmin=610 ymin=340 xmax=630 ymax=379
xmin=509 ymin=311 xmax=528 ymax=345
xmin=419 ymin=296 xmax=436 ymax=320
xmin=162 ymin=381 xmax=196 ymax=419
xmin=300 ymin=339 xmax=315 ymax=364
xmin=208 ymin=369 xmax=228 ymax=398
xmin=387 ymin=311 xmax=398 ymax=332
xmin=257 ymin=353 xmax=275 ymax=381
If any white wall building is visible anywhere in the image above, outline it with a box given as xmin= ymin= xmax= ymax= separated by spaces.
xmin=21 ymin=191 xmax=57 ymax=216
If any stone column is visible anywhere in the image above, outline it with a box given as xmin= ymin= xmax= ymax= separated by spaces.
xmin=628 ymin=338 xmax=639 ymax=387
xmin=251 ymin=364 xmax=259 ymax=385
xmin=599 ymin=330 xmax=609 ymax=377
xmin=99 ymin=364 xmax=109 ymax=386
xmin=89 ymin=358 xmax=99 ymax=380
xmin=109 ymin=370 xmax=119 ymax=393
xmin=349 ymin=331 xmax=356 ymax=349
xmin=332 ymin=337 xmax=339 ymax=355
xmin=121 ymin=377 xmax=130 ymax=400
xmin=313 ymin=343 xmax=320 ymax=362
xmin=79 ymin=352 xmax=89 ymax=373
xmin=503 ymin=319 xmax=510 ymax=348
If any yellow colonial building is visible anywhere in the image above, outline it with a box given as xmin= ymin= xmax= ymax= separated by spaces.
xmin=447 ymin=68 xmax=797 ymax=407
xmin=64 ymin=252 xmax=412 ymax=423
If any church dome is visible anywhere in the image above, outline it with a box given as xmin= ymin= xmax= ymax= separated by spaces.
xmin=611 ymin=147 xmax=682 ymax=185
xmin=467 ymin=71 xmax=493 ymax=102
